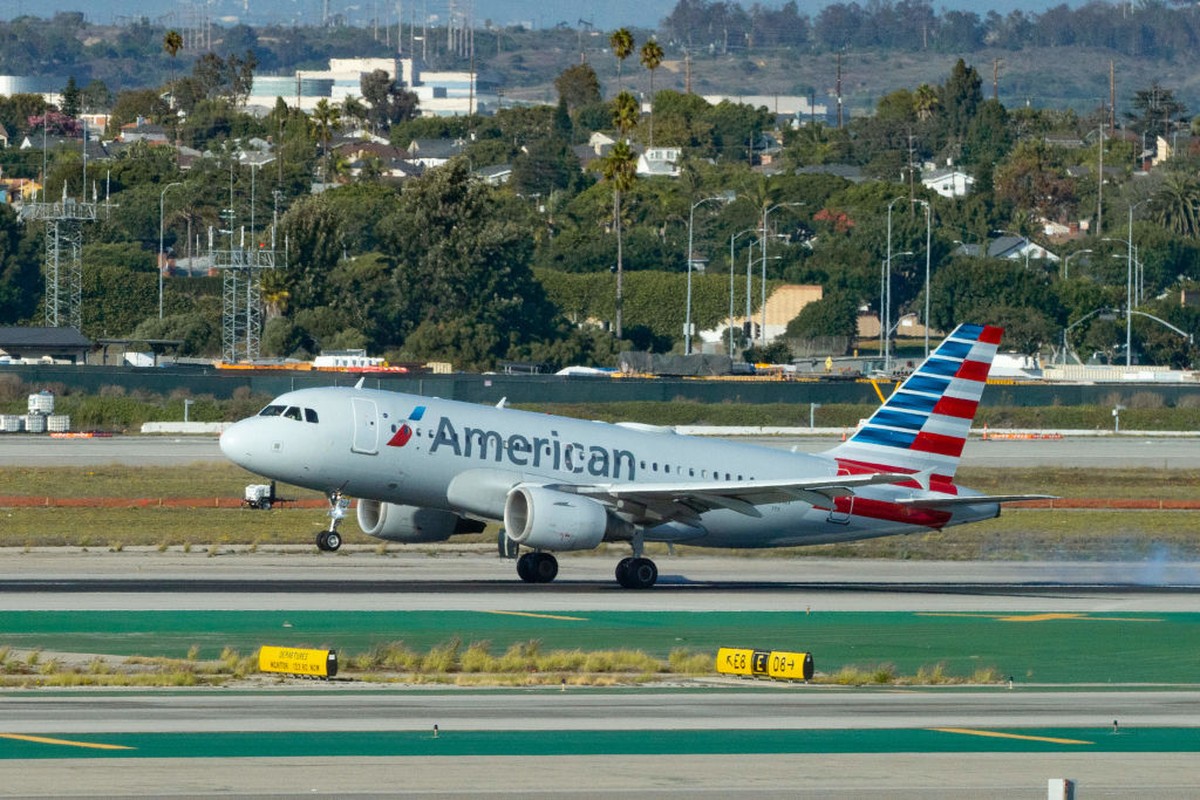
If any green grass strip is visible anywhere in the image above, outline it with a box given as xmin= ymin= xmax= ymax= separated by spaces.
xmin=1 ymin=727 xmax=1197 ymax=760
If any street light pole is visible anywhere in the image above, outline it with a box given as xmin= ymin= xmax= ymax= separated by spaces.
xmin=759 ymin=201 xmax=804 ymax=346
xmin=884 ymin=196 xmax=906 ymax=371
xmin=686 ymin=195 xmax=730 ymax=355
xmin=912 ymin=199 xmax=931 ymax=357
xmin=158 ymin=181 xmax=184 ymax=320
xmin=729 ymin=227 xmax=756 ymax=355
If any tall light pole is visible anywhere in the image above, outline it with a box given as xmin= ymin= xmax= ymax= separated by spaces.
xmin=912 ymin=198 xmax=932 ymax=357
xmin=729 ymin=227 xmax=757 ymax=354
xmin=1062 ymin=249 xmax=1092 ymax=280
xmin=759 ymin=201 xmax=804 ymax=345
xmin=1125 ymin=200 xmax=1150 ymax=366
xmin=884 ymin=196 xmax=906 ymax=371
xmin=686 ymin=195 xmax=731 ymax=355
xmin=158 ymin=181 xmax=184 ymax=319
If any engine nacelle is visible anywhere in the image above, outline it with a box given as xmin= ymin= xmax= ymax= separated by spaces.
xmin=356 ymin=500 xmax=485 ymax=543
xmin=503 ymin=485 xmax=626 ymax=552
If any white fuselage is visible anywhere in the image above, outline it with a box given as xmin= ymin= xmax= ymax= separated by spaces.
xmin=219 ymin=386 xmax=999 ymax=548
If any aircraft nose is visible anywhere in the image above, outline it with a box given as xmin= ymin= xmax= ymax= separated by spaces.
xmin=219 ymin=422 xmax=248 ymax=464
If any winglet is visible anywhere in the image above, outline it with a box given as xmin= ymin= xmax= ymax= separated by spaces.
xmin=496 ymin=396 xmax=508 ymax=409
xmin=354 ymin=377 xmax=365 ymax=390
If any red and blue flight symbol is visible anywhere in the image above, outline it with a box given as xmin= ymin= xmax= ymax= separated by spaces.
xmin=386 ymin=405 xmax=426 ymax=448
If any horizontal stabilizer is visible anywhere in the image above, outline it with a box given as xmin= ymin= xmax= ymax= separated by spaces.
xmin=895 ymin=493 xmax=1057 ymax=509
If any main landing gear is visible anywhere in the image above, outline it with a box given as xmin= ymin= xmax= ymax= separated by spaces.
xmin=316 ymin=491 xmax=349 ymax=552
xmin=615 ymin=532 xmax=657 ymax=589
xmin=516 ymin=551 xmax=558 ymax=583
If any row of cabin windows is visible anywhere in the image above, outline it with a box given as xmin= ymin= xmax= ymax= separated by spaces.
xmin=389 ymin=423 xmax=751 ymax=481
xmin=259 ymin=404 xmax=319 ymax=423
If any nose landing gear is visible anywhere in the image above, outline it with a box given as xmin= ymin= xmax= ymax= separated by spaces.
xmin=316 ymin=491 xmax=350 ymax=552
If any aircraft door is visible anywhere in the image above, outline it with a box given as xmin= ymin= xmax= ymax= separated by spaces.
xmin=351 ymin=397 xmax=380 ymax=455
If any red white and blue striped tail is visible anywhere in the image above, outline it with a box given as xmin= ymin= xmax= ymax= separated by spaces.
xmin=828 ymin=323 xmax=1003 ymax=481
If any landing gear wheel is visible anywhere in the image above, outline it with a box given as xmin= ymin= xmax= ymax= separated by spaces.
xmin=324 ymin=531 xmax=342 ymax=551
xmin=618 ymin=557 xmax=657 ymax=589
xmin=316 ymin=531 xmax=330 ymax=551
xmin=516 ymin=552 xmax=558 ymax=584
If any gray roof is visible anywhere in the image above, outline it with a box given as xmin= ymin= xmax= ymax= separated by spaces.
xmin=0 ymin=326 xmax=92 ymax=347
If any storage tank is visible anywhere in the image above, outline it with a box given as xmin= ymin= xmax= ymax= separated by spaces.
xmin=28 ymin=391 xmax=54 ymax=415
xmin=46 ymin=414 xmax=70 ymax=433
xmin=24 ymin=414 xmax=46 ymax=433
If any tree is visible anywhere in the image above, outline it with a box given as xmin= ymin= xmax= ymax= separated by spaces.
xmin=1127 ymin=82 xmax=1187 ymax=140
xmin=311 ymin=99 xmax=341 ymax=183
xmin=785 ymin=290 xmax=858 ymax=340
xmin=554 ymin=63 xmax=602 ymax=111
xmin=360 ymin=69 xmax=419 ymax=133
xmin=1149 ymin=171 xmax=1200 ymax=238
xmin=59 ymin=76 xmax=81 ymax=118
xmin=604 ymin=90 xmax=640 ymax=338
xmin=639 ymin=39 xmax=664 ymax=147
xmin=940 ymin=58 xmax=983 ymax=141
xmin=379 ymin=159 xmax=558 ymax=366
xmin=609 ymin=28 xmax=635 ymax=92
xmin=913 ymin=83 xmax=940 ymax=122
xmin=0 ymin=205 xmax=40 ymax=325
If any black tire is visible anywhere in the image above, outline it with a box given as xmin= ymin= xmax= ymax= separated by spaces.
xmin=615 ymin=557 xmax=634 ymax=587
xmin=316 ymin=532 xmax=329 ymax=551
xmin=627 ymin=557 xmax=657 ymax=589
xmin=259 ymin=500 xmax=272 ymax=511
xmin=532 ymin=553 xmax=558 ymax=583
xmin=516 ymin=553 xmax=535 ymax=583
xmin=325 ymin=531 xmax=342 ymax=551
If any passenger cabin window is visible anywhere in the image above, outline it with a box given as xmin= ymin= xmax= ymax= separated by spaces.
xmin=305 ymin=408 xmax=319 ymax=423
xmin=283 ymin=406 xmax=302 ymax=421
xmin=258 ymin=405 xmax=286 ymax=417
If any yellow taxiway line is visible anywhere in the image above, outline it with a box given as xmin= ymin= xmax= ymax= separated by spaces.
xmin=0 ymin=733 xmax=134 ymax=751
xmin=930 ymin=727 xmax=1094 ymax=745
xmin=481 ymin=610 xmax=588 ymax=622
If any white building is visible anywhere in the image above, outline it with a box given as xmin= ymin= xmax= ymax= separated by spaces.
xmin=249 ymin=57 xmax=497 ymax=117
xmin=921 ymin=166 xmax=975 ymax=198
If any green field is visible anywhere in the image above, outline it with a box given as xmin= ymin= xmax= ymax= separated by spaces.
xmin=2 ymin=610 xmax=1196 ymax=685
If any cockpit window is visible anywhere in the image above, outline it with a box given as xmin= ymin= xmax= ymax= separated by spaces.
xmin=304 ymin=408 xmax=319 ymax=423
xmin=258 ymin=404 xmax=286 ymax=417
xmin=283 ymin=406 xmax=303 ymax=421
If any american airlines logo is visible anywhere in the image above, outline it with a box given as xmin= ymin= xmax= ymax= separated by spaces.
xmin=389 ymin=412 xmax=637 ymax=480
xmin=386 ymin=405 xmax=426 ymax=448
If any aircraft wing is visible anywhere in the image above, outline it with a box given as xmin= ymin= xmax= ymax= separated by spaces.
xmin=557 ymin=472 xmax=913 ymax=524
xmin=895 ymin=493 xmax=1057 ymax=508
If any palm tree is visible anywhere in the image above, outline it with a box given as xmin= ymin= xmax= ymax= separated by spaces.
xmin=311 ymin=99 xmax=341 ymax=183
xmin=340 ymin=95 xmax=367 ymax=132
xmin=610 ymin=28 xmax=634 ymax=93
xmin=604 ymin=89 xmax=640 ymax=338
xmin=639 ymin=39 xmax=664 ymax=148
xmin=913 ymin=83 xmax=940 ymax=122
xmin=1150 ymin=171 xmax=1200 ymax=238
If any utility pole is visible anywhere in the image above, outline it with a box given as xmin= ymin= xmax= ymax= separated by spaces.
xmin=835 ymin=52 xmax=843 ymax=129
xmin=992 ymin=59 xmax=1002 ymax=101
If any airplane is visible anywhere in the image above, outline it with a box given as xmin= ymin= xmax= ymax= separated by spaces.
xmin=219 ymin=323 xmax=1052 ymax=588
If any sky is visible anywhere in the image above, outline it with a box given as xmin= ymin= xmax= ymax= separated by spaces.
xmin=6 ymin=0 xmax=1082 ymax=32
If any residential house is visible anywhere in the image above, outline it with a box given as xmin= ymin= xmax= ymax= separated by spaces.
xmin=474 ymin=164 xmax=512 ymax=186
xmin=921 ymin=166 xmax=975 ymax=198
xmin=956 ymin=236 xmax=1059 ymax=263
xmin=404 ymin=137 xmax=467 ymax=169
xmin=636 ymin=147 xmax=680 ymax=178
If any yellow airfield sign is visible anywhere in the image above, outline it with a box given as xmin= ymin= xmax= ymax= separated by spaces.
xmin=258 ymin=646 xmax=338 ymax=678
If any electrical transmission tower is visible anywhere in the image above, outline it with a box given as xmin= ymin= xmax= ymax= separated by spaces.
xmin=20 ymin=186 xmax=99 ymax=331
xmin=213 ymin=218 xmax=277 ymax=363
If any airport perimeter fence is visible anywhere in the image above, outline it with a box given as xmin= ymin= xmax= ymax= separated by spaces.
xmin=5 ymin=364 xmax=1200 ymax=408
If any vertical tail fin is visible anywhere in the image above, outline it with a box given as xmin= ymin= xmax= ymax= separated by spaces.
xmin=828 ymin=323 xmax=1003 ymax=481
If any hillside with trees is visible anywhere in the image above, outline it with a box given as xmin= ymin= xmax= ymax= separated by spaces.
xmin=0 ymin=8 xmax=1198 ymax=370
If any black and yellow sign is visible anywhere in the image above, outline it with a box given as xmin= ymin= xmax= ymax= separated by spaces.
xmin=258 ymin=645 xmax=338 ymax=678
xmin=716 ymin=647 xmax=813 ymax=681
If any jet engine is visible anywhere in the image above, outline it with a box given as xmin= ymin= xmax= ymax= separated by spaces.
xmin=356 ymin=500 xmax=485 ymax=543
xmin=503 ymin=485 xmax=628 ymax=552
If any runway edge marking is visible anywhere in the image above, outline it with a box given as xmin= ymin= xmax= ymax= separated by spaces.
xmin=480 ymin=610 xmax=588 ymax=622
